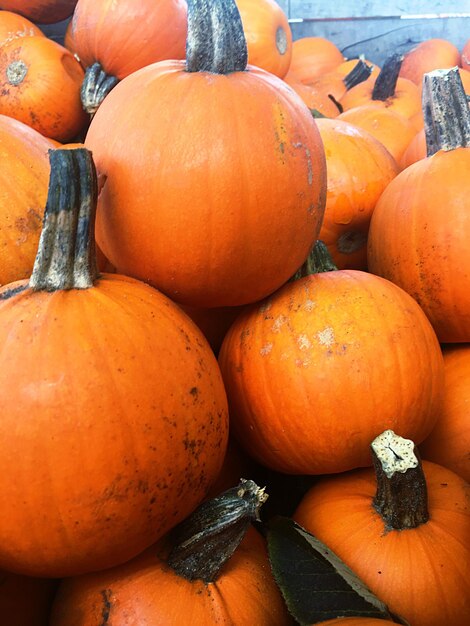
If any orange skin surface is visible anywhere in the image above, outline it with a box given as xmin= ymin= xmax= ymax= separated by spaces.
xmin=399 ymin=127 xmax=426 ymax=170
xmin=0 ymin=114 xmax=57 ymax=286
xmin=315 ymin=118 xmax=399 ymax=270
xmin=294 ymin=461 xmax=470 ymax=626
xmin=420 ymin=345 xmax=470 ymax=482
xmin=289 ymin=37 xmax=344 ymax=84
xmin=50 ymin=528 xmax=292 ymax=626
xmin=0 ymin=10 xmax=43 ymax=46
xmin=338 ymin=105 xmax=417 ymax=165
xmin=399 ymin=38 xmax=461 ymax=86
xmin=0 ymin=36 xmax=87 ymax=142
xmin=283 ymin=74 xmax=342 ymax=117
xmin=70 ymin=0 xmax=187 ymax=79
xmin=0 ymin=1 xmax=77 ymax=24
xmin=86 ymin=62 xmax=326 ymax=308
xmin=367 ymin=147 xmax=470 ymax=342
xmin=0 ymin=274 xmax=229 ymax=577
xmin=218 ymin=270 xmax=443 ymax=475
xmin=236 ymin=0 xmax=292 ymax=79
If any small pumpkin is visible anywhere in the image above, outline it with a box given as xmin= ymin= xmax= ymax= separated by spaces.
xmin=71 ymin=0 xmax=188 ymax=113
xmin=50 ymin=480 xmax=291 ymax=626
xmin=0 ymin=114 xmax=57 ymax=286
xmin=218 ymin=242 xmax=444 ymax=475
xmin=0 ymin=148 xmax=229 ymax=577
xmin=0 ymin=1 xmax=77 ymax=24
xmin=294 ymin=430 xmax=470 ymax=626
xmin=86 ymin=0 xmax=326 ymax=309
xmin=0 ymin=35 xmax=87 ymax=141
xmin=368 ymin=68 xmax=470 ymax=342
xmin=235 ymin=0 xmax=292 ymax=78
xmin=288 ymin=36 xmax=344 ymax=85
xmin=0 ymin=9 xmax=43 ymax=46
xmin=420 ymin=345 xmax=470 ymax=483
xmin=399 ymin=37 xmax=460 ymax=86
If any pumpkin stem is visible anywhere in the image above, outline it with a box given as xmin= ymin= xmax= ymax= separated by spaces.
xmin=371 ymin=430 xmax=429 ymax=530
xmin=343 ymin=59 xmax=373 ymax=91
xmin=81 ymin=62 xmax=120 ymax=116
xmin=292 ymin=240 xmax=338 ymax=281
xmin=186 ymin=0 xmax=247 ymax=74
xmin=371 ymin=53 xmax=403 ymax=101
xmin=29 ymin=148 xmax=99 ymax=291
xmin=422 ymin=67 xmax=470 ymax=156
xmin=167 ymin=478 xmax=268 ymax=582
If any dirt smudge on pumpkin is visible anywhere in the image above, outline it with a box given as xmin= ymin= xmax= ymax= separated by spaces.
xmin=297 ymin=334 xmax=311 ymax=350
xmin=15 ymin=207 xmax=42 ymax=243
xmin=260 ymin=343 xmax=273 ymax=356
xmin=272 ymin=315 xmax=288 ymax=333
xmin=316 ymin=327 xmax=335 ymax=347
xmin=100 ymin=589 xmax=113 ymax=625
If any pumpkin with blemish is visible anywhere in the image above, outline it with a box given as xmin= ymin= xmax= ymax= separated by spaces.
xmin=86 ymin=0 xmax=326 ymax=308
xmin=0 ymin=114 xmax=57 ymax=286
xmin=0 ymin=10 xmax=43 ymax=47
xmin=0 ymin=147 xmax=228 ymax=578
xmin=218 ymin=242 xmax=444 ymax=475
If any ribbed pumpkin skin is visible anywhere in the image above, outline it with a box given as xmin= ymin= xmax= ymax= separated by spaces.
xmin=50 ymin=528 xmax=291 ymax=626
xmin=367 ymin=148 xmax=470 ymax=342
xmin=87 ymin=62 xmax=326 ymax=308
xmin=0 ymin=1 xmax=77 ymax=24
xmin=315 ymin=118 xmax=399 ymax=270
xmin=0 ymin=10 xmax=43 ymax=46
xmin=235 ymin=0 xmax=292 ymax=78
xmin=0 ymin=36 xmax=87 ymax=141
xmin=218 ymin=271 xmax=443 ymax=475
xmin=71 ymin=0 xmax=187 ymax=79
xmin=294 ymin=461 xmax=470 ymax=626
xmin=420 ymin=345 xmax=470 ymax=482
xmin=0 ymin=274 xmax=228 ymax=577
xmin=0 ymin=115 xmax=57 ymax=286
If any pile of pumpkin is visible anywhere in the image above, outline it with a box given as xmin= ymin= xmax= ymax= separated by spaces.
xmin=0 ymin=1 xmax=469 ymax=625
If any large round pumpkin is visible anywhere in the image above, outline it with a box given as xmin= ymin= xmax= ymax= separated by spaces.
xmin=0 ymin=148 xmax=229 ymax=578
xmin=218 ymin=243 xmax=444 ymax=475
xmin=0 ymin=114 xmax=57 ymax=286
xmin=294 ymin=431 xmax=470 ymax=626
xmin=86 ymin=0 xmax=326 ymax=308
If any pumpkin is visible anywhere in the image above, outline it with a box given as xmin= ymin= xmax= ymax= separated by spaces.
xmin=0 ymin=1 xmax=77 ymax=24
xmin=0 ymin=570 xmax=57 ymax=626
xmin=367 ymin=68 xmax=470 ymax=342
xmin=235 ymin=0 xmax=292 ymax=78
xmin=283 ymin=73 xmax=343 ymax=118
xmin=340 ymin=53 xmax=423 ymax=129
xmin=0 ymin=9 xmax=43 ymax=46
xmin=308 ymin=59 xmax=374 ymax=107
xmin=399 ymin=37 xmax=460 ymax=86
xmin=86 ymin=0 xmax=326 ymax=309
xmin=294 ymin=430 xmax=470 ymax=626
xmin=420 ymin=345 xmax=470 ymax=483
xmin=71 ymin=0 xmax=188 ymax=113
xmin=0 ymin=114 xmax=57 ymax=286
xmin=315 ymin=118 xmax=398 ymax=270
xmin=288 ymin=36 xmax=345 ymax=85
xmin=218 ymin=242 xmax=444 ymax=475
xmin=0 ymin=35 xmax=87 ymax=141
xmin=50 ymin=480 xmax=291 ymax=626
xmin=338 ymin=105 xmax=417 ymax=165
xmin=0 ymin=148 xmax=229 ymax=577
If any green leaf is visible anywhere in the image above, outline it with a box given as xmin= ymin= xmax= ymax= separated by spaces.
xmin=267 ymin=516 xmax=409 ymax=625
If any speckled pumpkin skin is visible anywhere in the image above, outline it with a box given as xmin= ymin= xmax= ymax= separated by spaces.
xmin=0 ymin=274 xmax=228 ymax=577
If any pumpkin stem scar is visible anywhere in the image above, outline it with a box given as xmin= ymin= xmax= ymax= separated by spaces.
xmin=7 ymin=60 xmax=28 ymax=85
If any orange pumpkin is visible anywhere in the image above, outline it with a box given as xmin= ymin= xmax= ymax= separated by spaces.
xmin=0 ymin=570 xmax=57 ymax=626
xmin=86 ymin=0 xmax=326 ymax=309
xmin=295 ymin=430 xmax=470 ymax=626
xmin=338 ymin=105 xmax=417 ymax=165
xmin=71 ymin=0 xmax=188 ymax=113
xmin=315 ymin=118 xmax=399 ymax=270
xmin=0 ymin=148 xmax=229 ymax=577
xmin=0 ymin=9 xmax=43 ymax=46
xmin=218 ymin=243 xmax=444 ymax=475
xmin=0 ymin=1 xmax=77 ymax=23
xmin=0 ymin=35 xmax=87 ymax=141
xmin=399 ymin=38 xmax=460 ymax=86
xmin=50 ymin=480 xmax=291 ymax=626
xmin=0 ymin=114 xmax=57 ymax=286
xmin=288 ymin=36 xmax=344 ymax=85
xmin=368 ymin=68 xmax=470 ymax=342
xmin=235 ymin=0 xmax=292 ymax=78
xmin=420 ymin=345 xmax=470 ymax=482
